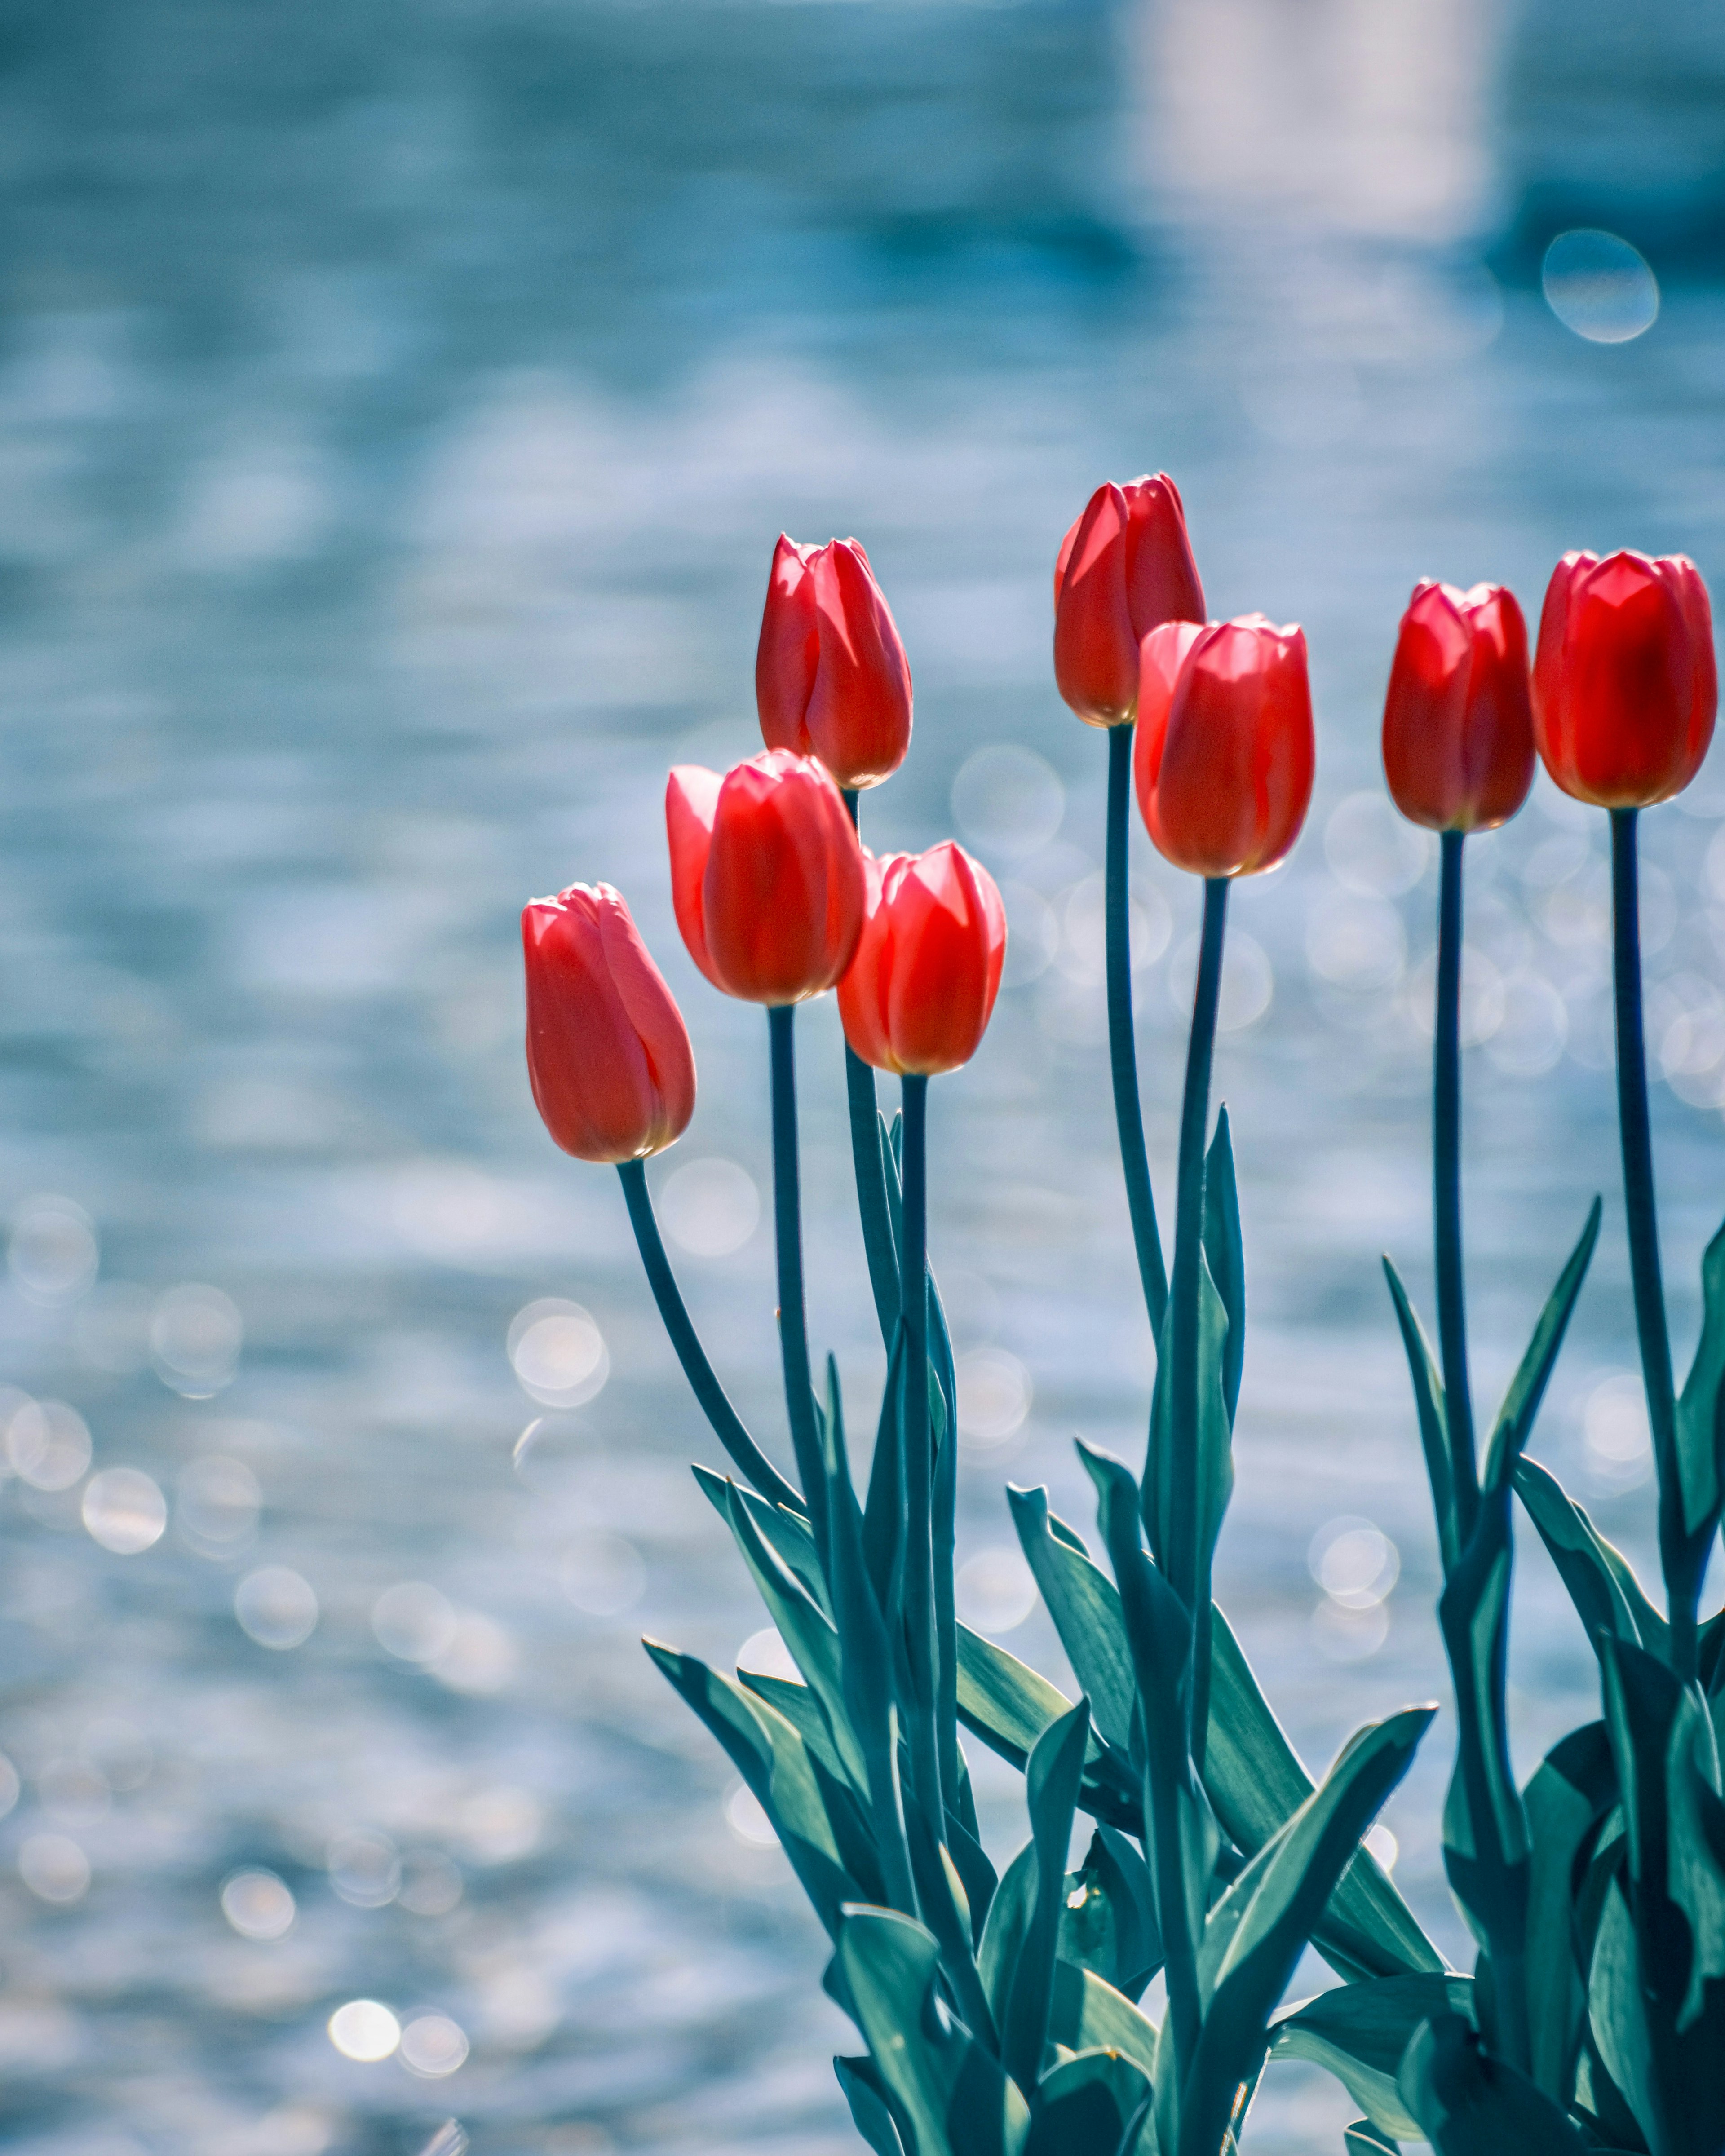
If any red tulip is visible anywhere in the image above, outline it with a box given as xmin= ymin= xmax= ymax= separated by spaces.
xmin=1053 ymin=476 xmax=1205 ymax=728
xmin=1533 ymin=549 xmax=1717 ymax=808
xmin=756 ymin=535 xmax=912 ymax=790
xmin=1382 ymin=581 xmax=1535 ymax=832
xmin=1134 ymin=614 xmax=1314 ymax=878
xmin=522 ymin=883 xmax=695 ymax=1163
xmin=838 ymin=843 xmax=1006 ymax=1077
xmin=667 ymin=750 xmax=865 ymax=1005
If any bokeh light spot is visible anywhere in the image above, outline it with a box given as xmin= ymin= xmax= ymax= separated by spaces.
xmin=1543 ymin=230 xmax=1659 ymax=343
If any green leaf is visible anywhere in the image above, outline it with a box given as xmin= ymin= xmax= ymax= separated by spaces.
xmin=1586 ymin=1884 xmax=1655 ymax=2154
xmin=694 ymin=1465 xmax=831 ymax=1616
xmin=1047 ymin=1959 xmax=1162 ymax=2083
xmin=1142 ymin=1253 xmax=1235 ymax=1612
xmin=1002 ymin=1701 xmax=1092 ymax=2094
xmin=1523 ymin=1722 xmax=1616 ymax=2102
xmin=1182 ymin=1707 xmax=1436 ymax=2156
xmin=864 ymin=1327 xmax=909 ymax=1621
xmin=839 ymin=1906 xmax=1030 ymax=2156
xmin=1479 ymin=1201 xmax=1601 ymax=1496
xmin=644 ymin=1641 xmax=862 ymax=1933
xmin=980 ymin=1841 xmax=1038 ymax=2036
xmin=955 ymin=1625 xmax=1141 ymax=1834
xmin=1676 ymin=1215 xmax=1725 ymax=1539
xmin=1202 ymin=1105 xmax=1246 ymax=1430
xmin=1060 ymin=1828 xmax=1162 ymax=2002
xmin=739 ymin=1670 xmax=852 ymax=1787
xmin=837 ymin=2052 xmax=909 ymax=2156
xmin=1270 ymin=1975 xmax=1476 ymax=2141
xmin=1025 ymin=2048 xmax=1152 ymax=2156
xmin=1512 ymin=1458 xmax=1660 ymax=1659
xmin=1206 ymin=1608 xmax=1446 ymax=1982
xmin=1009 ymin=1487 xmax=1138 ymax=1759
xmin=720 ymin=1480 xmax=870 ymax=1793
xmin=1397 ymin=2013 xmax=1592 ymax=2155
xmin=1383 ymin=1257 xmax=1456 ymax=1573
xmin=1344 ymin=2124 xmax=1402 ymax=2156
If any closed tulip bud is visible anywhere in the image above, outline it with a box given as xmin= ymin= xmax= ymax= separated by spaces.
xmin=838 ymin=842 xmax=1006 ymax=1077
xmin=756 ymin=535 xmax=913 ymax=790
xmin=522 ymin=883 xmax=695 ymax=1163
xmin=667 ymin=749 xmax=865 ymax=1005
xmin=1054 ymin=475 xmax=1206 ymax=727
xmin=1382 ymin=580 xmax=1535 ymax=832
xmin=1134 ymin=614 xmax=1315 ymax=878
xmin=1533 ymin=549 xmax=1717 ymax=808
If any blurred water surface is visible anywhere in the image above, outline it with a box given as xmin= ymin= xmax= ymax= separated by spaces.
xmin=2 ymin=2 xmax=1725 ymax=2151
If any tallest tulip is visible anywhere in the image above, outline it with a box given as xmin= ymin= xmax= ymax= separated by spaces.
xmin=756 ymin=536 xmax=912 ymax=791
xmin=1053 ymin=475 xmax=1205 ymax=727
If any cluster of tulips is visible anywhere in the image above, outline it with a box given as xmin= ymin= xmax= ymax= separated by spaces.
xmin=520 ymin=477 xmax=1725 ymax=2156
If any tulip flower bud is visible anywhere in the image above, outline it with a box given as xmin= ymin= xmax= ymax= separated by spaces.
xmin=756 ymin=535 xmax=913 ymax=791
xmin=1533 ymin=549 xmax=1717 ymax=808
xmin=667 ymin=749 xmax=865 ymax=1005
xmin=1053 ymin=476 xmax=1206 ymax=728
xmin=1382 ymin=580 xmax=1535 ymax=833
xmin=838 ymin=842 xmax=1006 ymax=1077
xmin=1134 ymin=614 xmax=1314 ymax=878
xmin=522 ymin=882 xmax=696 ymax=1163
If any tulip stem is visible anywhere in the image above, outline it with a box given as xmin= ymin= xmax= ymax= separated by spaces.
xmin=768 ymin=1004 xmax=829 ymax=1568
xmin=616 ymin=1160 xmax=804 ymax=1515
xmin=842 ymin=786 xmax=904 ymax=1346
xmin=1107 ymin=724 xmax=1170 ymax=1342
xmin=1610 ymin=808 xmax=1693 ymax=1678
xmin=1165 ymin=873 xmax=1228 ymax=1767
xmin=899 ymin=1072 xmax=945 ymax=1825
xmin=1434 ymin=831 xmax=1479 ymax=1543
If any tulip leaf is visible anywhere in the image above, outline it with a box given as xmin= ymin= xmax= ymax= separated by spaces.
xmin=1676 ymin=1214 xmax=1725 ymax=1539
xmin=1344 ymin=2124 xmax=1402 ymax=2156
xmin=838 ymin=1906 xmax=1030 ymax=2156
xmin=1141 ymin=1250 xmax=1235 ymax=1620
xmin=1060 ymin=1828 xmax=1163 ymax=2001
xmin=1479 ymin=1200 xmax=1601 ymax=1496
xmin=1202 ymin=1105 xmax=1246 ymax=1431
xmin=1024 ymin=2048 xmax=1152 ymax=2156
xmin=1270 ymin=1975 xmax=1476 ymax=2142
xmin=1523 ymin=1721 xmax=1617 ymax=2102
xmin=1512 ymin=1457 xmax=1660 ymax=1660
xmin=694 ymin=1465 xmax=830 ymax=1617
xmin=836 ymin=2052 xmax=909 ymax=2156
xmin=863 ymin=1326 xmax=909 ymax=1626
xmin=980 ymin=1839 xmax=1038 ymax=2037
xmin=955 ymin=1625 xmax=1142 ymax=1834
xmin=1009 ymin=1485 xmax=1138 ymax=1759
xmin=1182 ymin=1706 xmax=1435 ymax=2156
xmin=1047 ymin=1959 xmax=1162 ymax=2084
xmin=644 ymin=1641 xmax=863 ymax=1934
xmin=1382 ymin=1257 xmax=1455 ymax=1574
xmin=1001 ymin=1700 xmax=1092 ymax=2094
xmin=1397 ymin=2011 xmax=1593 ymax=2155
xmin=1206 ymin=1607 xmax=1445 ymax=1982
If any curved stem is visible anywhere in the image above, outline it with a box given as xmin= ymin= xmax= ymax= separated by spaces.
xmin=899 ymin=1073 xmax=944 ymax=1825
xmin=769 ymin=1004 xmax=829 ymax=1570
xmin=842 ymin=786 xmax=902 ymax=1345
xmin=616 ymin=1159 xmax=803 ymax=1514
xmin=1107 ymin=725 xmax=1170 ymax=1339
xmin=1168 ymin=875 xmax=1229 ymax=1764
xmin=1610 ymin=808 xmax=1692 ymax=1677
xmin=1435 ymin=830 xmax=1479 ymax=1546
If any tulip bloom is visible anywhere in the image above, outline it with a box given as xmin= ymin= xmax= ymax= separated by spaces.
xmin=838 ymin=843 xmax=1006 ymax=1077
xmin=756 ymin=536 xmax=912 ymax=790
xmin=667 ymin=750 xmax=865 ymax=1005
xmin=1533 ymin=549 xmax=1716 ymax=808
xmin=1134 ymin=614 xmax=1314 ymax=878
xmin=1053 ymin=476 xmax=1205 ymax=728
xmin=522 ymin=883 xmax=695 ymax=1163
xmin=1382 ymin=581 xmax=1535 ymax=832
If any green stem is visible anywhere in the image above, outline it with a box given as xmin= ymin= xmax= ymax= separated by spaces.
xmin=1168 ymin=876 xmax=1228 ymax=1766
xmin=1107 ymin=724 xmax=1170 ymax=1339
xmin=900 ymin=1073 xmax=944 ymax=1827
xmin=1435 ymin=830 xmax=1479 ymax=1546
xmin=1610 ymin=808 xmax=1693 ymax=1679
xmin=616 ymin=1160 xmax=803 ymax=1514
xmin=842 ymin=786 xmax=903 ymax=1346
xmin=768 ymin=1004 xmax=829 ymax=1571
